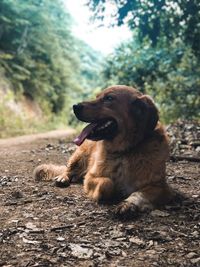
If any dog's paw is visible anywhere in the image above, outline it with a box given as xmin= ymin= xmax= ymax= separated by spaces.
xmin=114 ymin=201 xmax=139 ymax=219
xmin=53 ymin=175 xmax=70 ymax=187
xmin=86 ymin=185 xmax=102 ymax=202
xmin=84 ymin=177 xmax=114 ymax=202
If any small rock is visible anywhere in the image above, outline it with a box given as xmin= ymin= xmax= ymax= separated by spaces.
xmin=69 ymin=243 xmax=93 ymax=259
xmin=58 ymin=252 xmax=67 ymax=258
xmin=22 ymin=237 xmax=40 ymax=244
xmin=190 ymin=257 xmax=200 ymax=264
xmin=106 ymin=248 xmax=122 ymax=256
xmin=110 ymin=227 xmax=124 ymax=239
xmin=192 ymin=194 xmax=199 ymax=198
xmin=150 ymin=210 xmax=170 ymax=217
xmin=196 ymin=147 xmax=200 ymax=152
xmin=148 ymin=240 xmax=154 ymax=247
xmin=25 ymin=222 xmax=39 ymax=230
xmin=122 ymin=251 xmax=127 ymax=257
xmin=145 ymin=249 xmax=157 ymax=257
xmin=152 ymin=262 xmax=159 ymax=266
xmin=11 ymin=191 xmax=23 ymax=199
xmin=46 ymin=143 xmax=53 ymax=148
xmin=186 ymin=252 xmax=197 ymax=259
xmin=56 ymin=236 xmax=65 ymax=242
xmin=129 ymin=237 xmax=145 ymax=246
xmin=191 ymin=231 xmax=199 ymax=238
xmin=10 ymin=219 xmax=19 ymax=224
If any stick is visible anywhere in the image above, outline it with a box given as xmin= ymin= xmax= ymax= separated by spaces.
xmin=50 ymin=224 xmax=74 ymax=232
xmin=170 ymin=155 xmax=200 ymax=163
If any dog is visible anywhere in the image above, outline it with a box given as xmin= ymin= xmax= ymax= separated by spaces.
xmin=34 ymin=85 xmax=174 ymax=217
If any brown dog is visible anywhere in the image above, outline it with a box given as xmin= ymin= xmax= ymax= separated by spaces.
xmin=34 ymin=85 xmax=173 ymax=217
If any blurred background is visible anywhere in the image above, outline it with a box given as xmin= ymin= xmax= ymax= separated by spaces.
xmin=0 ymin=0 xmax=199 ymax=138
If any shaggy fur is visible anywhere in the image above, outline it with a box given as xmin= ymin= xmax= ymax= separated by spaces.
xmin=34 ymin=85 xmax=174 ymax=217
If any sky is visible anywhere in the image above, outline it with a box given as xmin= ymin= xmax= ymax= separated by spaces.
xmin=65 ymin=0 xmax=132 ymax=55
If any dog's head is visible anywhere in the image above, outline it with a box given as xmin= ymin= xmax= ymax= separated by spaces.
xmin=73 ymin=85 xmax=159 ymax=150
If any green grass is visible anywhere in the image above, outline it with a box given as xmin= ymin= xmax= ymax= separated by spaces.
xmin=0 ymin=104 xmax=69 ymax=138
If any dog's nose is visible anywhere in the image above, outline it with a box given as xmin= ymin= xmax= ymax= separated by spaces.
xmin=73 ymin=103 xmax=83 ymax=114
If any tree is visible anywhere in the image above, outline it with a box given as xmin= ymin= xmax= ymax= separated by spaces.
xmin=87 ymin=0 xmax=200 ymax=122
xmin=102 ymin=40 xmax=200 ymax=121
xmin=87 ymin=0 xmax=200 ymax=57
xmin=0 ymin=0 xmax=84 ymax=115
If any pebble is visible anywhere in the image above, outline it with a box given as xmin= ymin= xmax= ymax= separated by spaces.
xmin=196 ymin=147 xmax=200 ymax=152
xmin=25 ymin=222 xmax=40 ymax=231
xmin=11 ymin=191 xmax=23 ymax=199
xmin=150 ymin=210 xmax=170 ymax=217
xmin=129 ymin=237 xmax=145 ymax=246
xmin=191 ymin=231 xmax=199 ymax=237
xmin=190 ymin=257 xmax=200 ymax=264
xmin=56 ymin=236 xmax=65 ymax=242
xmin=148 ymin=240 xmax=154 ymax=247
xmin=69 ymin=243 xmax=93 ymax=259
xmin=186 ymin=252 xmax=197 ymax=259
xmin=22 ymin=237 xmax=40 ymax=244
xmin=192 ymin=194 xmax=199 ymax=198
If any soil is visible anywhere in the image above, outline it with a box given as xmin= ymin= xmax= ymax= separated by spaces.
xmin=0 ymin=122 xmax=199 ymax=267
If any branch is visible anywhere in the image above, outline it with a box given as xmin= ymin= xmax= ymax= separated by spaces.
xmin=170 ymin=155 xmax=200 ymax=163
xmin=17 ymin=25 xmax=29 ymax=55
xmin=50 ymin=224 xmax=74 ymax=232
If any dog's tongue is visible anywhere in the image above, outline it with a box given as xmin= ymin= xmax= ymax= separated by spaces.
xmin=74 ymin=122 xmax=97 ymax=146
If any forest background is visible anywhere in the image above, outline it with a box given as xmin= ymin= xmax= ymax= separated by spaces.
xmin=0 ymin=0 xmax=199 ymax=138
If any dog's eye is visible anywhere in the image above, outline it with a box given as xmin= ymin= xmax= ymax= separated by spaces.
xmin=103 ymin=95 xmax=114 ymax=102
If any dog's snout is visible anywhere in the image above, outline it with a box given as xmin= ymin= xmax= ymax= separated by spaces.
xmin=73 ymin=103 xmax=83 ymax=115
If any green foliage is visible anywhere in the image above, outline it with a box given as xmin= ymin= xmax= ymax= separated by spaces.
xmin=0 ymin=0 xmax=81 ymax=115
xmin=88 ymin=0 xmax=200 ymax=122
xmin=102 ymin=40 xmax=200 ymax=122
xmin=0 ymin=0 xmax=104 ymax=137
xmin=0 ymin=0 xmax=103 ymax=111
xmin=88 ymin=0 xmax=200 ymax=57
xmin=77 ymin=40 xmax=104 ymax=96
xmin=0 ymin=90 xmax=53 ymax=138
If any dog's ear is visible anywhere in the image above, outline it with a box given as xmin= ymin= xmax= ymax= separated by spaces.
xmin=132 ymin=95 xmax=159 ymax=133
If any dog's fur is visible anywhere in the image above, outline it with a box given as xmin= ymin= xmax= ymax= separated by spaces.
xmin=34 ymin=85 xmax=174 ymax=217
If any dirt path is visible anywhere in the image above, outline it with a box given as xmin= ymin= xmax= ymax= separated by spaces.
xmin=0 ymin=123 xmax=199 ymax=267
xmin=0 ymin=128 xmax=75 ymax=147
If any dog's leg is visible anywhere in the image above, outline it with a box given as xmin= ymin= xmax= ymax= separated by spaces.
xmin=115 ymin=184 xmax=173 ymax=217
xmin=84 ymin=175 xmax=114 ymax=202
xmin=34 ymin=148 xmax=88 ymax=187
xmin=56 ymin=148 xmax=90 ymax=186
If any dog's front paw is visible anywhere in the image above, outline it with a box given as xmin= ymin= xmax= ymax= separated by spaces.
xmin=115 ymin=201 xmax=139 ymax=219
xmin=85 ymin=183 xmax=103 ymax=202
xmin=53 ymin=175 xmax=70 ymax=187
xmin=84 ymin=177 xmax=114 ymax=202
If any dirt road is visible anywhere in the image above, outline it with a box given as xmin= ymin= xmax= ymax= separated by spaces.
xmin=0 ymin=124 xmax=199 ymax=267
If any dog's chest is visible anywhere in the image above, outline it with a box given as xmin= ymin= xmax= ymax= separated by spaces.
xmin=110 ymin=158 xmax=136 ymax=195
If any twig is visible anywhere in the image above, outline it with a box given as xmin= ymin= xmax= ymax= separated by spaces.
xmin=29 ymin=229 xmax=45 ymax=234
xmin=170 ymin=155 xmax=200 ymax=163
xmin=169 ymin=227 xmax=188 ymax=237
xmin=4 ymin=199 xmax=33 ymax=206
xmin=50 ymin=224 xmax=74 ymax=232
